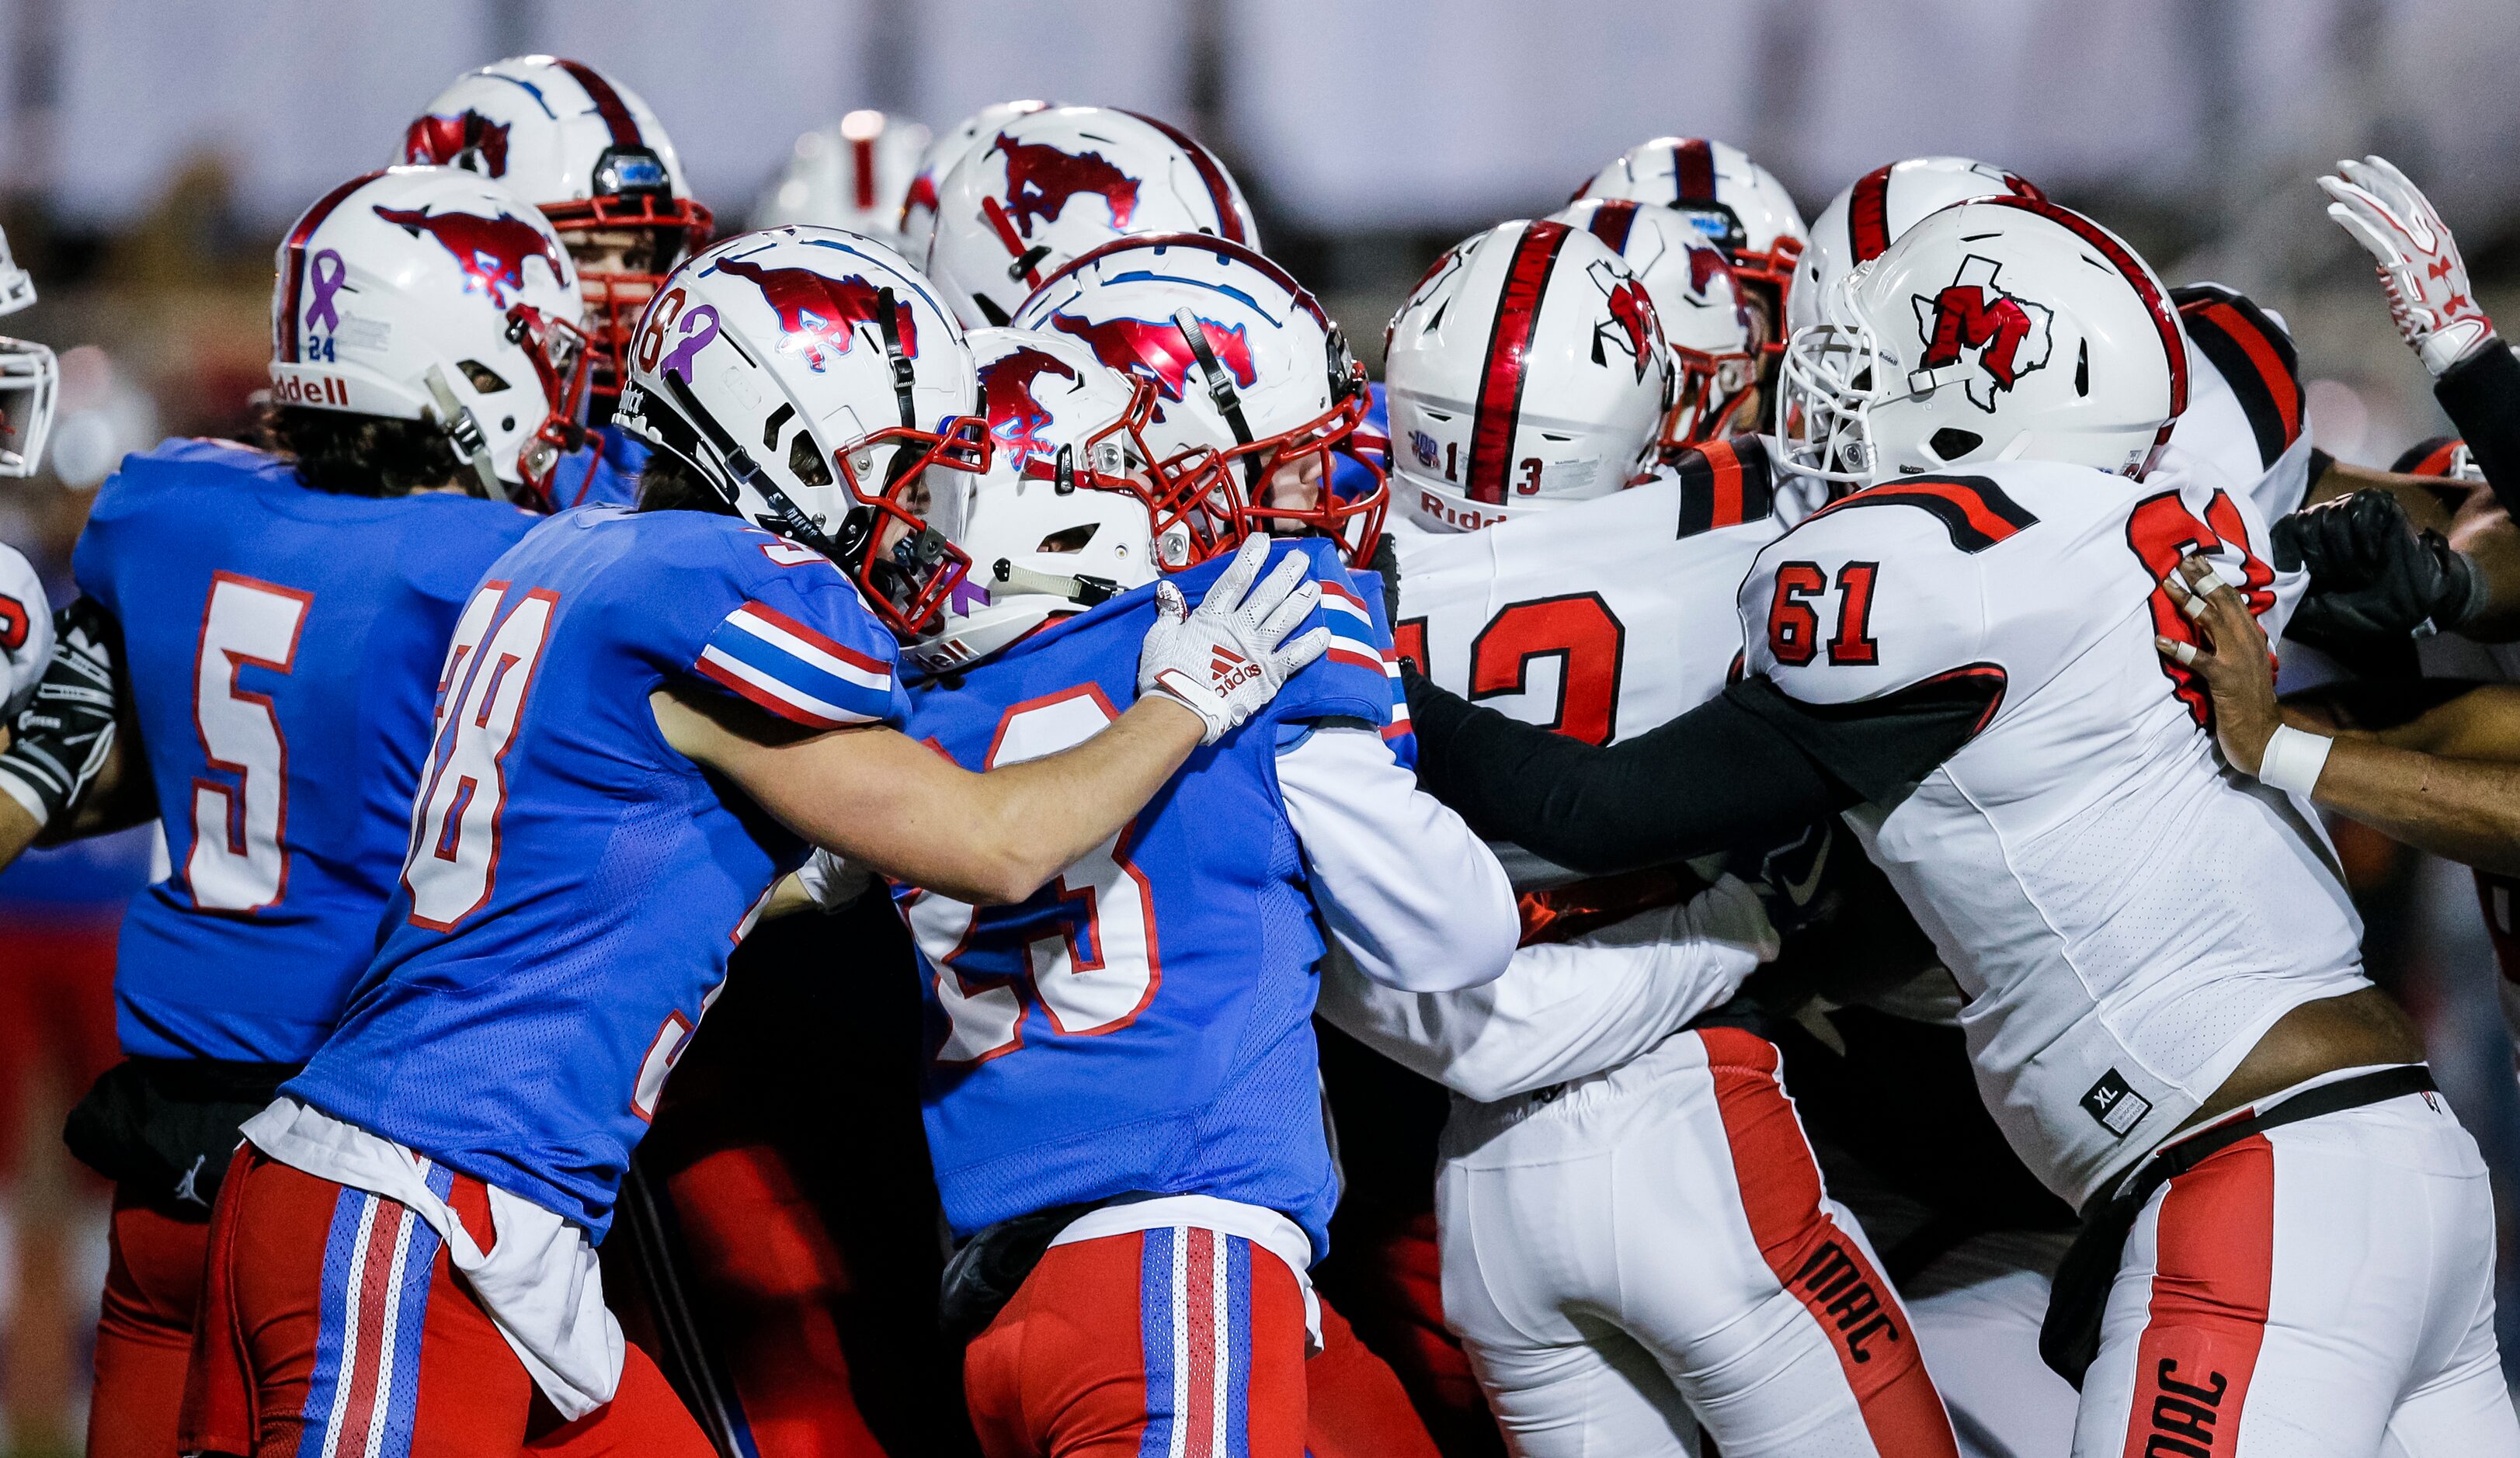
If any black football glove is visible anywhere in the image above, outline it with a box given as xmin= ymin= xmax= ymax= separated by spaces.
xmin=2274 ymin=488 xmax=2485 ymax=644
xmin=1723 ymin=818 xmax=1840 ymax=940
xmin=0 ymin=598 xmax=121 ymax=829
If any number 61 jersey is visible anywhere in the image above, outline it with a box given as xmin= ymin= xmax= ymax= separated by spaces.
xmin=285 ymin=505 xmax=910 ymax=1237
xmin=1737 ymin=455 xmax=2365 ymax=1208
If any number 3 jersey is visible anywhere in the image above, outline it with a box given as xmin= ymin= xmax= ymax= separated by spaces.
xmin=284 ymin=505 xmax=909 ymax=1236
xmin=1737 ymin=458 xmax=2363 ymax=1207
xmin=903 ymin=538 xmax=1512 ymax=1261
xmin=70 ymin=439 xmax=537 ymax=1062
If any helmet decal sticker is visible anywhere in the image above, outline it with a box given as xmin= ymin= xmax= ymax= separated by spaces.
xmin=404 ymin=110 xmax=512 ymax=176
xmin=1912 ymin=254 xmax=2054 ymax=411
xmin=1048 ymin=312 xmax=1254 ymax=403
xmin=370 ymin=203 xmax=567 ymax=309
xmin=991 ymin=134 xmax=1140 ymax=238
xmin=979 ymin=347 xmax=1079 ymax=465
xmin=712 ymin=256 xmax=916 ymax=373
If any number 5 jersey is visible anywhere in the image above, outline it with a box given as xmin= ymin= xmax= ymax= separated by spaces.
xmin=71 ymin=439 xmax=537 ymax=1062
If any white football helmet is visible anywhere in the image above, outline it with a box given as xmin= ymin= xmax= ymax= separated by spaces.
xmin=611 ymin=227 xmax=991 ymax=637
xmin=754 ymin=110 xmax=933 ymax=246
xmin=899 ymin=99 xmax=1055 ymax=260
xmin=1013 ymin=233 xmax=1385 ymax=562
xmin=271 ymin=167 xmax=589 ymax=504
xmin=1574 ymin=137 xmax=1807 ymax=352
xmin=0 ymin=226 xmax=54 ymax=477
xmin=926 ymin=106 xmax=1260 ymax=328
xmin=1383 ymin=220 xmax=1674 ymax=533
xmin=1780 ymin=196 xmax=2186 ymax=488
xmin=1790 ymin=157 xmax=2046 ymax=337
xmin=909 ymin=327 xmax=1239 ymax=673
xmin=1552 ymin=199 xmax=1752 ymax=452
xmin=405 ymin=56 xmax=714 ymax=397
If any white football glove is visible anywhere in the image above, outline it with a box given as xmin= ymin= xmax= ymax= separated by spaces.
xmin=2320 ymin=155 xmax=2497 ymax=377
xmin=1138 ymin=535 xmax=1332 ymax=745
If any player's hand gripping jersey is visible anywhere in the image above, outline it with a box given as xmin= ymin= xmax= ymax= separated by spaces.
xmin=902 ymin=538 xmax=1472 ymax=1262
xmin=70 ymin=439 xmax=536 ymax=1061
xmin=1739 ymin=461 xmax=2360 ymax=1205
xmin=284 ymin=504 xmax=909 ymax=1235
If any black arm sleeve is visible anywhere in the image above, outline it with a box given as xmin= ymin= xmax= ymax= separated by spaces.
xmin=1403 ymin=665 xmax=2000 ymax=877
xmin=2435 ymin=342 xmax=2520 ymax=519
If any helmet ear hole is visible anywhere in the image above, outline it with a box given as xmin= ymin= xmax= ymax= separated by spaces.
xmin=787 ymin=431 xmax=834 ymax=488
xmin=1928 ymin=427 xmax=1983 ymax=460
xmin=457 ymin=360 xmax=510 ymax=393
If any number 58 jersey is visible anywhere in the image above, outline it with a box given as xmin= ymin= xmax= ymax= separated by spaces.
xmin=286 ymin=505 xmax=910 ymax=1237
xmin=71 ymin=440 xmax=537 ymax=1063
xmin=1738 ymin=457 xmax=2365 ymax=1207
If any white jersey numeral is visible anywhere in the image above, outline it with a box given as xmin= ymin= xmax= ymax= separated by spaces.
xmin=910 ymin=687 xmax=1160 ymax=1065
xmin=403 ymin=586 xmax=556 ymax=932
xmin=186 ymin=573 xmax=312 ymax=912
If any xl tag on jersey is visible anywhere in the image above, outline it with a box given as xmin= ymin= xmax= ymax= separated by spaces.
xmin=2080 ymin=1068 xmax=2152 ymax=1138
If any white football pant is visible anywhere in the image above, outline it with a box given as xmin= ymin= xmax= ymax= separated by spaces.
xmin=1903 ymin=1229 xmax=2079 ymax=1458
xmin=2076 ymin=1081 xmax=2519 ymax=1457
xmin=1435 ymin=1026 xmax=1962 ymax=1458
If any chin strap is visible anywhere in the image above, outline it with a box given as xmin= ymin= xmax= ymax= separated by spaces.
xmin=993 ymin=558 xmax=1118 ymax=608
xmin=1174 ymin=307 xmax=1261 ymax=491
xmin=657 ymin=367 xmax=848 ymax=560
xmin=878 ymin=287 xmax=918 ymax=431
xmin=425 ymin=366 xmax=509 ymax=502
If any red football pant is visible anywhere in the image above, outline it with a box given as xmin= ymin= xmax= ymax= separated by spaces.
xmin=965 ymin=1227 xmax=1307 ymax=1458
xmin=180 ymin=1147 xmax=714 ymax=1457
xmin=86 ymin=1189 xmax=210 ymax=1458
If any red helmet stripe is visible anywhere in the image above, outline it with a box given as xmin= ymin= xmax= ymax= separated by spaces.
xmin=553 ymin=59 xmax=644 ymax=151
xmin=278 ymin=169 xmax=389 ymax=363
xmin=1672 ymin=139 xmax=1717 ymax=204
xmin=1468 ymin=220 xmax=1573 ymax=506
xmin=1584 ymin=200 xmax=1639 ymax=253
xmin=1848 ymin=164 xmax=1894 ymax=262
xmin=1120 ymin=112 xmax=1246 ymax=245
xmin=1978 ymin=195 xmax=2188 ymax=421
xmin=852 ymin=134 xmax=878 ymax=211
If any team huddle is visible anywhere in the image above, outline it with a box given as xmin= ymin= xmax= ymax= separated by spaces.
xmin=0 ymin=50 xmax=2517 ymax=1458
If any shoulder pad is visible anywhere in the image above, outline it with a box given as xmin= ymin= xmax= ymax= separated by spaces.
xmin=2174 ymin=283 xmax=2304 ymax=470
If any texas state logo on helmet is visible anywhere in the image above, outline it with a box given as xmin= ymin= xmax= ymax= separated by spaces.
xmin=1574 ymin=137 xmax=1807 ymax=350
xmin=1778 ymin=196 xmax=2185 ymax=488
xmin=1384 ymin=220 xmax=1675 ymax=534
xmin=1789 ymin=156 xmax=2046 ymax=336
xmin=899 ymin=99 xmax=1055 ymax=260
xmin=925 ymin=106 xmax=1259 ymax=328
xmin=611 ymin=226 xmax=991 ymax=637
xmin=405 ymin=56 xmax=714 ymax=397
xmin=754 ymin=109 xmax=932 ymax=247
xmin=1554 ymin=198 xmax=1754 ymax=452
xmin=271 ymin=166 xmax=589 ymax=505
xmin=912 ymin=327 xmax=1241 ymax=672
xmin=1012 ymin=233 xmax=1387 ymax=564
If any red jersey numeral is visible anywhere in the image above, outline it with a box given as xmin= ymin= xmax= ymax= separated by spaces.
xmin=1768 ymin=561 xmax=1883 ymax=669
xmin=1467 ymin=593 xmax=1626 ymax=745
xmin=2125 ymin=490 xmax=2275 ymax=725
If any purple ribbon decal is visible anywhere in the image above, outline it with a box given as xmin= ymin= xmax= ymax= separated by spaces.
xmin=303 ymin=248 xmax=347 ymax=333
xmin=660 ymin=304 xmax=721 ymax=385
xmin=947 ymin=575 xmax=992 ymax=615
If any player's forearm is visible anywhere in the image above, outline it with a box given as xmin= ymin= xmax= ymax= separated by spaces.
xmin=2437 ymin=342 xmax=2520 ymax=520
xmin=0 ymin=791 xmax=36 ymax=870
xmin=931 ymin=696 xmax=1204 ymax=903
xmin=2289 ymin=728 xmax=2520 ymax=877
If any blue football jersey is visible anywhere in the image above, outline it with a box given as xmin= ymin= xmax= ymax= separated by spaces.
xmin=71 ymin=439 xmax=538 ymax=1062
xmin=284 ymin=505 xmax=909 ymax=1236
xmin=547 ymin=425 xmax=651 ymax=511
xmin=904 ymin=538 xmax=1396 ymax=1259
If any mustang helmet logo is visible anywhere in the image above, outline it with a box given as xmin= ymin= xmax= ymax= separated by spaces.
xmin=371 ymin=204 xmax=564 ymax=309
xmin=992 ymin=134 xmax=1139 ymax=238
xmin=978 ymin=348 xmax=1079 ymax=466
xmin=1912 ymin=255 xmax=2054 ymax=411
xmin=711 ymin=256 xmax=918 ymax=373
xmin=1586 ymin=260 xmax=1663 ymax=383
xmin=1048 ymin=312 xmax=1256 ymax=406
xmin=403 ymin=110 xmax=512 ymax=179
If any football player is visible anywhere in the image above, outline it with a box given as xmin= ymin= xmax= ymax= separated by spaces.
xmin=898 ymin=100 xmax=1056 ymax=262
xmin=171 ymin=227 xmax=1334 ymax=1455
xmin=403 ymin=55 xmax=715 ymax=509
xmin=753 ymin=109 xmax=931 ymax=248
xmin=850 ymin=297 xmax=1517 ymax=1458
xmin=0 ymin=168 xmax=579 ymax=1458
xmin=1399 ymin=196 xmax=2518 ymax=1455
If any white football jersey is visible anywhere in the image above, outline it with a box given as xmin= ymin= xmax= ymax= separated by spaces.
xmin=1740 ymin=460 xmax=2365 ymax=1206
xmin=2171 ymin=284 xmax=2314 ymax=531
xmin=0 ymin=542 xmax=50 ymax=718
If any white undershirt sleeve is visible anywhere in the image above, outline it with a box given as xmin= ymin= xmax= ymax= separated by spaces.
xmin=1315 ymin=877 xmax=1778 ymax=1104
xmin=1277 ymin=722 xmax=1517 ymax=993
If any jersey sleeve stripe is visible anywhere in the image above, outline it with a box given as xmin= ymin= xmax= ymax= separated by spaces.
xmin=1803 ymin=476 xmax=2038 ymax=554
xmin=1317 ymin=582 xmax=1374 ymax=623
xmin=725 ymin=602 xmax=894 ymax=684
xmin=1326 ymin=636 xmax=1384 ymax=674
xmin=2174 ymin=289 xmax=2303 ymax=470
xmin=695 ymin=648 xmax=885 ymax=729
xmin=1673 ymin=434 xmax=1776 ymax=537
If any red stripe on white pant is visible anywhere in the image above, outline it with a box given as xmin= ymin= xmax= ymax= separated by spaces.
xmin=2117 ymin=1133 xmax=2275 ymax=1458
